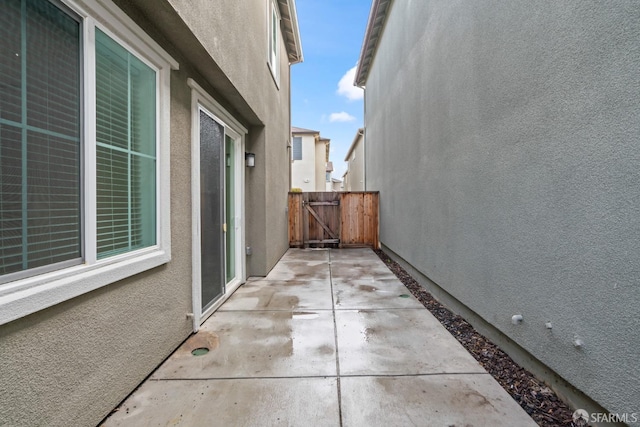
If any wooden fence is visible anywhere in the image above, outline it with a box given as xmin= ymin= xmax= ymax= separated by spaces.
xmin=288 ymin=191 xmax=379 ymax=249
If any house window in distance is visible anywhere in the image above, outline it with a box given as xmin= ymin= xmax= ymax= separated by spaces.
xmin=292 ymin=136 xmax=302 ymax=160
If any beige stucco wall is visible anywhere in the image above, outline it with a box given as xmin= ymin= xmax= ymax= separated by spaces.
xmin=163 ymin=0 xmax=293 ymax=276
xmin=0 ymin=0 xmax=295 ymax=425
xmin=0 ymin=63 xmax=195 ymax=427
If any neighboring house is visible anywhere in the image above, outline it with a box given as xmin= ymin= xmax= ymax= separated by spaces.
xmin=0 ymin=0 xmax=302 ymax=426
xmin=291 ymin=126 xmax=330 ymax=191
xmin=356 ymin=0 xmax=639 ymax=420
xmin=329 ymin=178 xmax=343 ymax=192
xmin=324 ymin=163 xmax=344 ymax=192
xmin=343 ymin=128 xmax=365 ymax=191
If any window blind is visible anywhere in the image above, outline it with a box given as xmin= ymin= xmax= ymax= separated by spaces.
xmin=292 ymin=136 xmax=302 ymax=160
xmin=95 ymin=29 xmax=156 ymax=259
xmin=0 ymin=0 xmax=82 ymax=279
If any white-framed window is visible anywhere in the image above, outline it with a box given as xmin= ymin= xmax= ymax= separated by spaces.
xmin=267 ymin=0 xmax=280 ymax=85
xmin=292 ymin=136 xmax=302 ymax=160
xmin=0 ymin=0 xmax=178 ymax=325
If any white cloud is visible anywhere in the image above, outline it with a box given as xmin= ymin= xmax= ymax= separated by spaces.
xmin=329 ymin=112 xmax=356 ymax=123
xmin=337 ymin=65 xmax=364 ymax=101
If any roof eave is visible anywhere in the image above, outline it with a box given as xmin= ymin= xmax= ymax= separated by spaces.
xmin=292 ymin=126 xmax=319 ymax=134
xmin=354 ymin=0 xmax=393 ymax=87
xmin=278 ymin=0 xmax=304 ymax=64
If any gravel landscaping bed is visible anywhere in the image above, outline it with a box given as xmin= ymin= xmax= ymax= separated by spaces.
xmin=375 ymin=249 xmax=586 ymax=427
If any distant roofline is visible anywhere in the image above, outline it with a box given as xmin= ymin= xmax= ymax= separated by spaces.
xmin=344 ymin=128 xmax=364 ymax=161
xmin=292 ymin=126 xmax=319 ymax=134
xmin=354 ymin=0 xmax=393 ymax=87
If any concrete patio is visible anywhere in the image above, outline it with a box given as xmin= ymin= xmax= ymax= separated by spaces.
xmin=102 ymin=248 xmax=537 ymax=426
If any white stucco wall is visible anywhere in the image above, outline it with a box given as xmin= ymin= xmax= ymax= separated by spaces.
xmin=291 ymin=133 xmax=318 ymax=191
xmin=315 ymin=141 xmax=327 ymax=191
xmin=363 ymin=0 xmax=640 ymax=419
xmin=346 ymin=133 xmax=365 ymax=191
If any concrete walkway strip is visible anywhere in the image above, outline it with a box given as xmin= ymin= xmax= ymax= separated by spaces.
xmin=102 ymin=248 xmax=537 ymax=427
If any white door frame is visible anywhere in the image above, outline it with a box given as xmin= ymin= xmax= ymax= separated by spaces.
xmin=188 ymin=79 xmax=247 ymax=332
xmin=222 ymin=126 xmax=245 ymax=299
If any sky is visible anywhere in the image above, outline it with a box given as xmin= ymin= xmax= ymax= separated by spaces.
xmin=291 ymin=0 xmax=372 ymax=180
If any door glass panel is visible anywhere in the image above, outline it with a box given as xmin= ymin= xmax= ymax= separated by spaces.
xmin=225 ymin=135 xmax=235 ymax=283
xmin=199 ymin=110 xmax=224 ymax=311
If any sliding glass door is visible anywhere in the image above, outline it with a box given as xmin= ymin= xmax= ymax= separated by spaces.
xmin=199 ymin=110 xmax=225 ymax=312
xmin=197 ymin=106 xmax=243 ymax=317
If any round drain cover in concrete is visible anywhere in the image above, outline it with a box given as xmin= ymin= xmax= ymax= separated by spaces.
xmin=191 ymin=347 xmax=209 ymax=356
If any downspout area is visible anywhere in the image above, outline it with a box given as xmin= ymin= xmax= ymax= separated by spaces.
xmin=288 ymin=63 xmax=293 ymax=191
xmin=354 ymin=82 xmax=366 ymax=191
xmin=361 ymin=95 xmax=366 ymax=191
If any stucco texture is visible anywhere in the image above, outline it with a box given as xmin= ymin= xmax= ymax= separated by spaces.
xmin=0 ymin=68 xmax=195 ymax=427
xmin=346 ymin=133 xmax=365 ymax=191
xmin=126 ymin=0 xmax=292 ymax=275
xmin=0 ymin=0 xmax=294 ymax=425
xmin=363 ymin=0 xmax=640 ymax=418
xmin=291 ymin=133 xmax=320 ymax=191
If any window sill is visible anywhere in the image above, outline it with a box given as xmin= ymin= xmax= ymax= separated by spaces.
xmin=0 ymin=248 xmax=170 ymax=326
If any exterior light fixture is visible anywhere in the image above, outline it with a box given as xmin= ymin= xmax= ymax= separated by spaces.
xmin=245 ymin=152 xmax=255 ymax=167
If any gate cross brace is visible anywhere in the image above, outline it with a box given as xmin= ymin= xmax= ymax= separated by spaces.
xmin=304 ymin=204 xmax=339 ymax=240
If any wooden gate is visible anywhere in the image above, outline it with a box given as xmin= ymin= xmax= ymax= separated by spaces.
xmin=288 ymin=192 xmax=379 ymax=248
